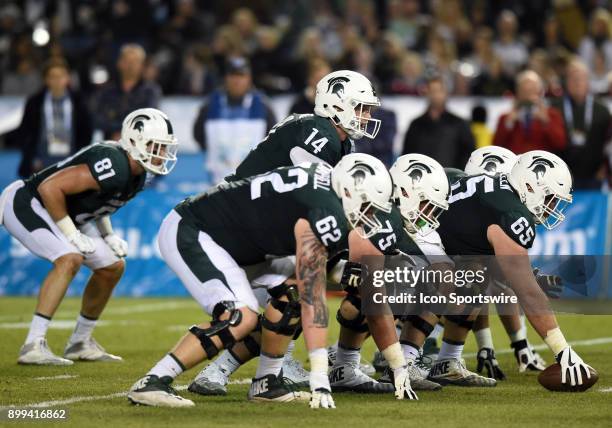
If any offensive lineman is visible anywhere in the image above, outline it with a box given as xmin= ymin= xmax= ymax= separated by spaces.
xmin=0 ymin=108 xmax=178 ymax=365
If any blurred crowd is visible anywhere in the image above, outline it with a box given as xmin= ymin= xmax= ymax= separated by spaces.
xmin=1 ymin=0 xmax=611 ymax=97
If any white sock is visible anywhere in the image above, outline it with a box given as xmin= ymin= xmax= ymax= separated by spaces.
xmin=255 ymin=352 xmax=284 ymax=378
xmin=284 ymin=340 xmax=296 ymax=360
xmin=69 ymin=314 xmax=97 ymax=344
xmin=335 ymin=344 xmax=360 ymax=367
xmin=474 ymin=327 xmax=494 ymax=350
xmin=215 ymin=350 xmax=242 ymax=375
xmin=437 ymin=340 xmax=464 ymax=361
xmin=428 ymin=323 xmax=443 ymax=340
xmin=25 ymin=313 xmax=51 ymax=344
xmin=400 ymin=343 xmax=420 ymax=362
xmin=148 ymin=353 xmax=184 ymax=379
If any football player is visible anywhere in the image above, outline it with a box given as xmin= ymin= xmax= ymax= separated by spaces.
xmin=189 ymin=69 xmax=383 ymax=394
xmin=0 ymin=108 xmax=178 ymax=365
xmin=127 ymin=154 xmax=416 ymax=409
xmin=399 ymin=150 xmax=594 ymax=389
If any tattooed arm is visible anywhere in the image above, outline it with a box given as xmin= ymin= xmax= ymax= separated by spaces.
xmin=295 ymin=219 xmax=329 ymax=351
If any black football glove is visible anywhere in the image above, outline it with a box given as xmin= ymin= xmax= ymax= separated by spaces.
xmin=476 ymin=348 xmax=506 ymax=380
xmin=533 ymin=268 xmax=563 ymax=299
xmin=340 ymin=261 xmax=366 ymax=290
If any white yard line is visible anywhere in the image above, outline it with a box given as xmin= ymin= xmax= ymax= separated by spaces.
xmin=34 ymin=375 xmax=79 ymax=381
xmin=3 ymin=336 xmax=611 ymax=409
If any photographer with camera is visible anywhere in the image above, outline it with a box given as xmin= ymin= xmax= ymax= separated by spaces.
xmin=493 ymin=70 xmax=566 ymax=155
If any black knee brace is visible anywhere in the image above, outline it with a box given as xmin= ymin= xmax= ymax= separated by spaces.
xmin=403 ymin=315 xmax=435 ymax=337
xmin=336 ymin=293 xmax=369 ymax=333
xmin=444 ymin=314 xmax=474 ymax=330
xmin=189 ymin=301 xmax=242 ymax=358
xmin=261 ymin=283 xmax=302 ymax=336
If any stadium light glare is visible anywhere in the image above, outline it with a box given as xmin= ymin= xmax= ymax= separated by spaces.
xmin=32 ymin=23 xmax=50 ymax=46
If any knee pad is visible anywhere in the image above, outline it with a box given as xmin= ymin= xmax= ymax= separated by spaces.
xmin=261 ymin=283 xmax=302 ymax=337
xmin=189 ymin=301 xmax=242 ymax=358
xmin=336 ymin=294 xmax=369 ymax=333
xmin=403 ymin=315 xmax=435 ymax=337
xmin=444 ymin=314 xmax=474 ymax=330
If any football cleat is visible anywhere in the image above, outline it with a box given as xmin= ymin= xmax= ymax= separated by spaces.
xmin=18 ymin=338 xmax=73 ymax=366
xmin=327 ymin=344 xmax=376 ymax=376
xmin=329 ymin=363 xmax=394 ymax=393
xmin=422 ymin=337 xmax=440 ymax=360
xmin=282 ymin=354 xmax=310 ymax=388
xmin=428 ymin=358 xmax=497 ymax=387
xmin=248 ymin=371 xmax=310 ymax=402
xmin=64 ymin=338 xmax=123 ymax=362
xmin=188 ymin=362 xmax=229 ymax=396
xmin=127 ymin=375 xmax=194 ymax=407
xmin=512 ymin=340 xmax=546 ymax=372
xmin=372 ymin=350 xmax=388 ymax=373
xmin=379 ymin=361 xmax=442 ymax=391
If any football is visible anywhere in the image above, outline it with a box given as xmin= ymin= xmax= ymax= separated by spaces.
xmin=538 ymin=363 xmax=599 ymax=392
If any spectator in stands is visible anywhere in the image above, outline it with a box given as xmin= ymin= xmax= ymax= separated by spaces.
xmin=386 ymin=0 xmax=427 ymax=50
xmin=15 ymin=58 xmax=92 ymax=178
xmin=578 ymin=8 xmax=612 ymax=74
xmin=470 ymin=105 xmax=493 ymax=148
xmin=93 ymin=44 xmax=161 ymax=140
xmin=390 ymin=51 xmax=424 ymax=95
xmin=493 ymin=70 xmax=566 ymax=154
xmin=193 ymin=56 xmax=276 ymax=184
xmin=551 ymin=59 xmax=611 ymax=189
xmin=493 ymin=10 xmax=528 ymax=77
xmin=401 ymin=76 xmax=475 ymax=168
xmin=289 ymin=58 xmax=330 ymax=114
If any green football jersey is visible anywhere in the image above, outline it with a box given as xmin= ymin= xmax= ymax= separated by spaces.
xmin=24 ymin=142 xmax=145 ymax=225
xmin=369 ymin=205 xmax=424 ymax=256
xmin=176 ymin=163 xmax=350 ymax=266
xmin=445 ymin=167 xmax=467 ymax=185
xmin=226 ymin=114 xmax=352 ymax=182
xmin=438 ymin=173 xmax=536 ymax=254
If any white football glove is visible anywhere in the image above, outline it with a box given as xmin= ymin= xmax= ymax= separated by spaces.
xmin=67 ymin=230 xmax=96 ymax=254
xmin=557 ymin=346 xmax=592 ymax=386
xmin=104 ymin=234 xmax=128 ymax=258
xmin=309 ymin=389 xmax=336 ymax=409
xmin=393 ymin=366 xmax=418 ymax=400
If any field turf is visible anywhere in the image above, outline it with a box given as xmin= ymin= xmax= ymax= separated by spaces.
xmin=0 ymin=296 xmax=611 ymax=428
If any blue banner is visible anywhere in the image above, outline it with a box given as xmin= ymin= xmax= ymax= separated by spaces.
xmin=0 ymin=152 xmax=610 ymax=297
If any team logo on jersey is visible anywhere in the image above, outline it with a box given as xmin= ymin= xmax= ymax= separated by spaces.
xmin=327 ymin=76 xmax=350 ymax=99
xmin=480 ymin=154 xmax=504 ymax=173
xmin=404 ymin=162 xmax=432 ymax=184
xmin=527 ymin=157 xmax=555 ymax=180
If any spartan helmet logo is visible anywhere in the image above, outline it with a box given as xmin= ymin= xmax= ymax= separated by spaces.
xmin=405 ymin=162 xmax=432 ymax=185
xmin=528 ymin=156 xmax=555 ymax=180
xmin=131 ymin=114 xmax=151 ymax=135
xmin=348 ymin=163 xmax=375 ymax=188
xmin=481 ymin=154 xmax=504 ymax=173
xmin=327 ymin=76 xmax=350 ymax=99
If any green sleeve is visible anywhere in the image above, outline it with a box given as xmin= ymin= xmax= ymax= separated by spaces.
xmin=499 ymin=210 xmax=537 ymax=249
xmin=307 ymin=206 xmax=349 ymax=256
xmin=86 ymin=146 xmax=130 ymax=194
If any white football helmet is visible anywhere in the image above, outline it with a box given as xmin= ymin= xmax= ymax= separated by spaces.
xmin=314 ymin=70 xmax=381 ymax=140
xmin=120 ymin=108 xmax=178 ymax=175
xmin=331 ymin=153 xmax=393 ymax=238
xmin=508 ymin=150 xmax=573 ymax=230
xmin=389 ymin=154 xmax=450 ymax=235
xmin=464 ymin=146 xmax=518 ymax=176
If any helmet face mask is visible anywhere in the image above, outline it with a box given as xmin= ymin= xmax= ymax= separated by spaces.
xmin=314 ymin=70 xmax=381 ymax=140
xmin=390 ymin=154 xmax=449 ymax=236
xmin=508 ymin=150 xmax=573 ymax=230
xmin=465 ymin=146 xmax=518 ymax=176
xmin=120 ymin=108 xmax=178 ymax=175
xmin=332 ymin=154 xmax=393 ymax=239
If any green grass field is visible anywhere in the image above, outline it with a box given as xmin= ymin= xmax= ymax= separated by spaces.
xmin=0 ymin=296 xmax=611 ymax=428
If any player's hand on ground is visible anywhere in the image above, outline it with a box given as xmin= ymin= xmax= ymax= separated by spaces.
xmin=309 ymin=388 xmax=335 ymax=409
xmin=68 ymin=230 xmax=96 ymax=254
xmin=104 ymin=234 xmax=128 ymax=258
xmin=393 ymin=366 xmax=418 ymax=400
xmin=533 ymin=268 xmax=563 ymax=299
xmin=477 ymin=348 xmax=507 ymax=380
xmin=556 ymin=347 xmax=592 ymax=386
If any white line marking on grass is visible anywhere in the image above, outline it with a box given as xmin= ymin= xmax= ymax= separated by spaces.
xmin=5 ymin=336 xmax=611 ymax=409
xmin=34 ymin=375 xmax=79 ymax=381
xmin=463 ymin=336 xmax=612 ymax=358
xmin=0 ymin=320 xmax=142 ymax=330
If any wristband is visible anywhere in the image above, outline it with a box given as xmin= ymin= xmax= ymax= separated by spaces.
xmin=309 ymin=348 xmax=328 ymax=374
xmin=96 ymin=216 xmax=114 ymax=237
xmin=544 ymin=327 xmax=568 ymax=356
xmin=56 ymin=216 xmax=78 ymax=237
xmin=382 ymin=342 xmax=406 ymax=370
